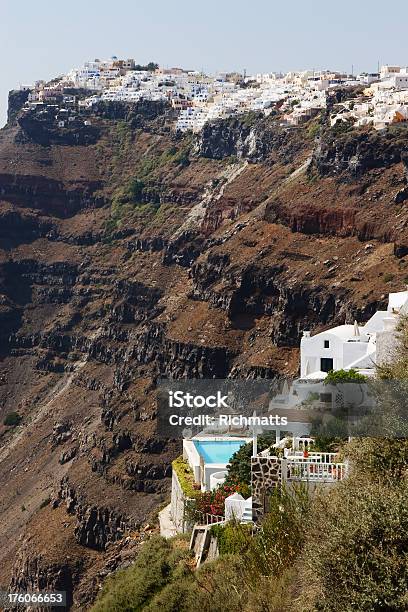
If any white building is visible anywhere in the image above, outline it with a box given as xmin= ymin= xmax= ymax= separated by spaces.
xmin=357 ymin=72 xmax=379 ymax=85
xmin=380 ymin=65 xmax=402 ymax=80
xmin=300 ymin=290 xmax=408 ymax=379
xmin=392 ymin=74 xmax=408 ymax=90
xmin=34 ymin=57 xmax=408 ymax=136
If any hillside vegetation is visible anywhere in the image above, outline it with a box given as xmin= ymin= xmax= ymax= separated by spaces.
xmin=92 ymin=321 xmax=408 ymax=612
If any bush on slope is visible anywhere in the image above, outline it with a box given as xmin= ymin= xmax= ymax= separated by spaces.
xmin=92 ymin=536 xmax=193 ymax=612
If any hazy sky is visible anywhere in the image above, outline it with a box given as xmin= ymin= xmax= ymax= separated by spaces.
xmin=1 ymin=0 xmax=408 ymax=126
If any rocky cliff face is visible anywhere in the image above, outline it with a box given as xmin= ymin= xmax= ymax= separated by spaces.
xmin=313 ymin=124 xmax=408 ymax=178
xmin=193 ymin=113 xmax=309 ymax=163
xmin=7 ymin=89 xmax=30 ymax=124
xmin=1 ymin=96 xmax=408 ymax=608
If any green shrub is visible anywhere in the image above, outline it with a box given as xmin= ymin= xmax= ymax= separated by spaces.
xmin=346 ymin=438 xmax=408 ymax=481
xmin=112 ymin=178 xmax=146 ymax=209
xmin=126 ymin=178 xmax=145 ymax=202
xmin=92 ymin=535 xmax=193 ymax=612
xmin=245 ymin=484 xmax=310 ymax=579
xmin=144 ymin=575 xmax=196 ymax=612
xmin=134 ymin=62 xmax=158 ymax=72
xmin=172 ymin=456 xmax=199 ymax=499
xmin=226 ymin=433 xmax=276 ymax=487
xmin=324 ymin=368 xmax=367 ymax=385
xmin=104 ymin=189 xmax=159 ymax=237
xmin=173 ymin=151 xmax=190 ymax=167
xmin=134 ymin=143 xmax=191 ymax=180
xmin=3 ymin=411 xmax=22 ymax=427
xmin=297 ymin=476 xmax=408 ymax=611
xmin=330 ymin=117 xmax=355 ymax=135
xmin=94 ymin=487 xmax=309 ymax=611
xmin=184 ymin=557 xmax=246 ymax=612
xmin=210 ymin=521 xmax=252 ymax=555
xmin=308 ymin=435 xmax=342 ymax=453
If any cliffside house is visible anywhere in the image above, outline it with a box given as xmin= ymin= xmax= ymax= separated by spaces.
xmin=300 ymin=290 xmax=408 ymax=379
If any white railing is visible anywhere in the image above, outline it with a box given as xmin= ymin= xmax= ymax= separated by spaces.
xmin=194 ymin=511 xmax=226 ymax=526
xmin=285 ymin=452 xmax=338 ymax=464
xmin=286 ymin=460 xmax=347 ymax=482
xmin=292 ymin=436 xmax=315 ymax=451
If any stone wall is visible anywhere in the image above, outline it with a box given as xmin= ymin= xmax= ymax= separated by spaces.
xmin=251 ymin=456 xmax=282 ymax=522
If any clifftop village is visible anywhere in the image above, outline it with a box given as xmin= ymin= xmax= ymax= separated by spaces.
xmin=15 ymin=57 xmax=408 ymax=132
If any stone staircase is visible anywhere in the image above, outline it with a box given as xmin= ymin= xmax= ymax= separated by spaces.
xmin=190 ymin=524 xmax=220 ymax=567
xmin=241 ymin=501 xmax=253 ymax=523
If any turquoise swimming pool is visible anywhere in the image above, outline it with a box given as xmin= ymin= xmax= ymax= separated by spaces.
xmin=193 ymin=439 xmax=247 ymax=464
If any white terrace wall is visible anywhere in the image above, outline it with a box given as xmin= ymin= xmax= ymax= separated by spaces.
xmin=170 ymin=469 xmax=194 ymax=534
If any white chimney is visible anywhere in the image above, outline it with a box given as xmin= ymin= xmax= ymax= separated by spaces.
xmin=303 ymin=331 xmax=311 ymax=338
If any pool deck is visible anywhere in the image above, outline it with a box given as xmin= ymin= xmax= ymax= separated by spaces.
xmin=191 ymin=435 xmax=251 ymax=441
xmin=183 ymin=435 xmax=252 ymax=491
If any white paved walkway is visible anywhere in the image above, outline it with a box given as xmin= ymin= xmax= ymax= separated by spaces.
xmin=159 ymin=503 xmax=178 ymax=538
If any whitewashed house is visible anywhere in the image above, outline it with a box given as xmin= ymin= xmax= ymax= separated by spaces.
xmin=357 ymin=72 xmax=380 ymax=85
xmin=300 ymin=290 xmax=408 ymax=379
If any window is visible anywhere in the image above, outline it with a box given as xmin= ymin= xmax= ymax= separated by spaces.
xmin=320 ymin=358 xmax=333 ymax=373
xmin=320 ymin=393 xmax=332 ymax=403
xmin=324 ymin=340 xmax=330 ymax=348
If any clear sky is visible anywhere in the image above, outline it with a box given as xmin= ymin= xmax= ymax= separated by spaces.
xmin=1 ymin=0 xmax=408 ymax=126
